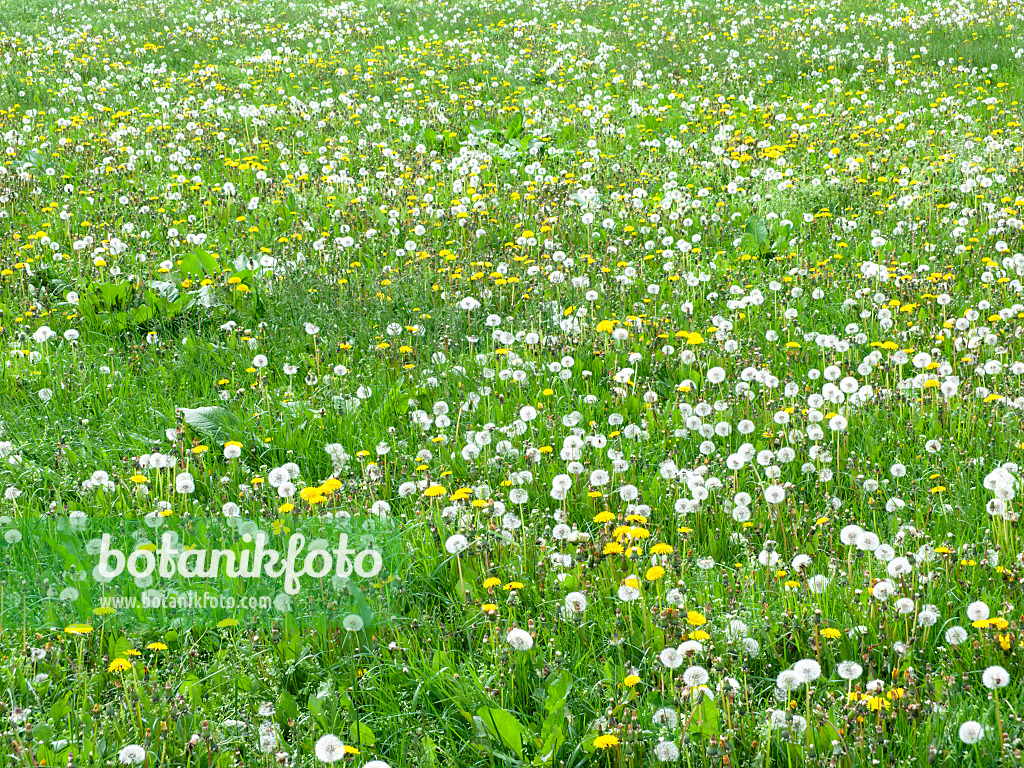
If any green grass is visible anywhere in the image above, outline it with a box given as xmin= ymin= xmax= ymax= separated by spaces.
xmin=1 ymin=0 xmax=1024 ymax=764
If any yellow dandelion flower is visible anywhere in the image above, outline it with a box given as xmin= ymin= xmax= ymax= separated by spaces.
xmin=645 ymin=566 xmax=666 ymax=581
xmin=594 ymin=735 xmax=619 ymax=749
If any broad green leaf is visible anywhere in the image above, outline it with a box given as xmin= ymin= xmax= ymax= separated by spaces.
xmin=307 ymin=695 xmax=329 ymax=732
xmin=179 ymin=406 xmax=242 ymax=444
xmin=744 ymin=216 xmax=769 ymax=247
xmin=348 ymin=721 xmax=376 ymax=747
xmin=687 ymin=692 xmax=720 ymax=739
xmin=277 ymin=690 xmax=300 ymax=723
xmin=477 ymin=707 xmax=525 ymax=759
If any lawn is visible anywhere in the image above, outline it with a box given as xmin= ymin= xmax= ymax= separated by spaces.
xmin=1 ymin=0 xmax=1024 ymax=764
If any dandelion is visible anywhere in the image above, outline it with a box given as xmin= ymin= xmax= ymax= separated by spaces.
xmin=652 ymin=708 xmax=679 ymax=729
xmin=659 ymin=647 xmax=683 ymax=669
xmin=945 ymin=626 xmax=969 ymax=645
xmin=776 ymin=670 xmax=800 ymax=691
xmin=959 ymin=721 xmax=984 ymax=745
xmin=444 ymin=534 xmax=469 ymax=554
xmin=887 ymin=557 xmax=913 ymax=577
xmin=967 ymin=601 xmax=990 ymax=622
xmin=506 ymin=628 xmax=534 ymax=651
xmin=683 ymin=665 xmax=709 ymax=686
xmin=259 ymin=722 xmax=277 ymax=753
xmin=314 ymin=734 xmax=346 ymax=763
xmin=617 ymin=584 xmax=641 ymax=602
xmin=117 ymin=746 xmax=147 ymax=766
xmin=564 ymin=592 xmax=588 ymax=615
xmin=983 ymin=666 xmax=1010 ymax=689
xmin=871 ymin=579 xmax=895 ymax=600
xmin=855 ymin=531 xmax=880 ymax=551
xmin=174 ymin=473 xmax=195 ymax=494
xmin=678 ymin=640 xmax=703 ymax=656
xmin=837 ymin=661 xmax=863 ymax=680
xmin=654 ymin=741 xmax=680 ymax=761
xmin=840 ymin=524 xmax=864 ymax=545
xmin=793 ymin=659 xmax=821 ymax=683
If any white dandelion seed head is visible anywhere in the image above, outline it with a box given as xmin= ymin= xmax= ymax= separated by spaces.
xmin=837 ymin=661 xmax=863 ymax=680
xmin=314 ymin=734 xmax=346 ymax=763
xmin=659 ymin=647 xmax=684 ymax=669
xmin=444 ymin=534 xmax=469 ymax=554
xmin=652 ymin=707 xmax=679 ymax=729
xmin=982 ymin=665 xmax=1010 ymax=689
xmin=966 ymin=601 xmax=990 ymax=622
xmin=506 ymin=628 xmax=534 ymax=651
xmin=945 ymin=625 xmax=968 ymax=645
xmin=959 ymin=720 xmax=984 ymax=745
xmin=682 ymin=665 xmax=709 ymax=687
xmin=840 ymin=524 xmax=864 ymax=546
xmin=654 ymin=741 xmax=680 ymax=761
xmin=118 ymin=746 xmax=147 ymax=766
xmin=793 ymin=659 xmax=821 ymax=683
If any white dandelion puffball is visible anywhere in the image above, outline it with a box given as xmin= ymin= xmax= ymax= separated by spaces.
xmin=506 ymin=628 xmax=534 ymax=651
xmin=444 ymin=534 xmax=469 ymax=554
xmin=793 ymin=659 xmax=822 ymax=683
xmin=342 ymin=614 xmax=365 ymax=632
xmin=654 ymin=741 xmax=680 ymax=762
xmin=564 ymin=591 xmax=588 ymax=615
xmin=118 ymin=746 xmax=147 ymax=766
xmin=659 ymin=647 xmax=683 ymax=669
xmin=314 ymin=734 xmax=346 ymax=763
xmin=776 ymin=669 xmax=801 ymax=691
xmin=982 ymin=665 xmax=1010 ymax=689
xmin=966 ymin=601 xmax=990 ymax=622
xmin=683 ymin=665 xmax=709 ymax=686
xmin=945 ymin=626 xmax=968 ymax=645
xmin=837 ymin=661 xmax=863 ymax=680
xmin=652 ymin=707 xmax=678 ymax=729
xmin=840 ymin=524 xmax=864 ymax=546
xmin=174 ymin=472 xmax=195 ymax=494
xmin=958 ymin=721 xmax=984 ymax=745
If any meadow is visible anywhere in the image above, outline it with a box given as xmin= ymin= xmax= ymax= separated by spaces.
xmin=1 ymin=0 xmax=1024 ymax=763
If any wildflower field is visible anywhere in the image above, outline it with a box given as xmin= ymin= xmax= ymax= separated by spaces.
xmin=3 ymin=0 xmax=1024 ymax=762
